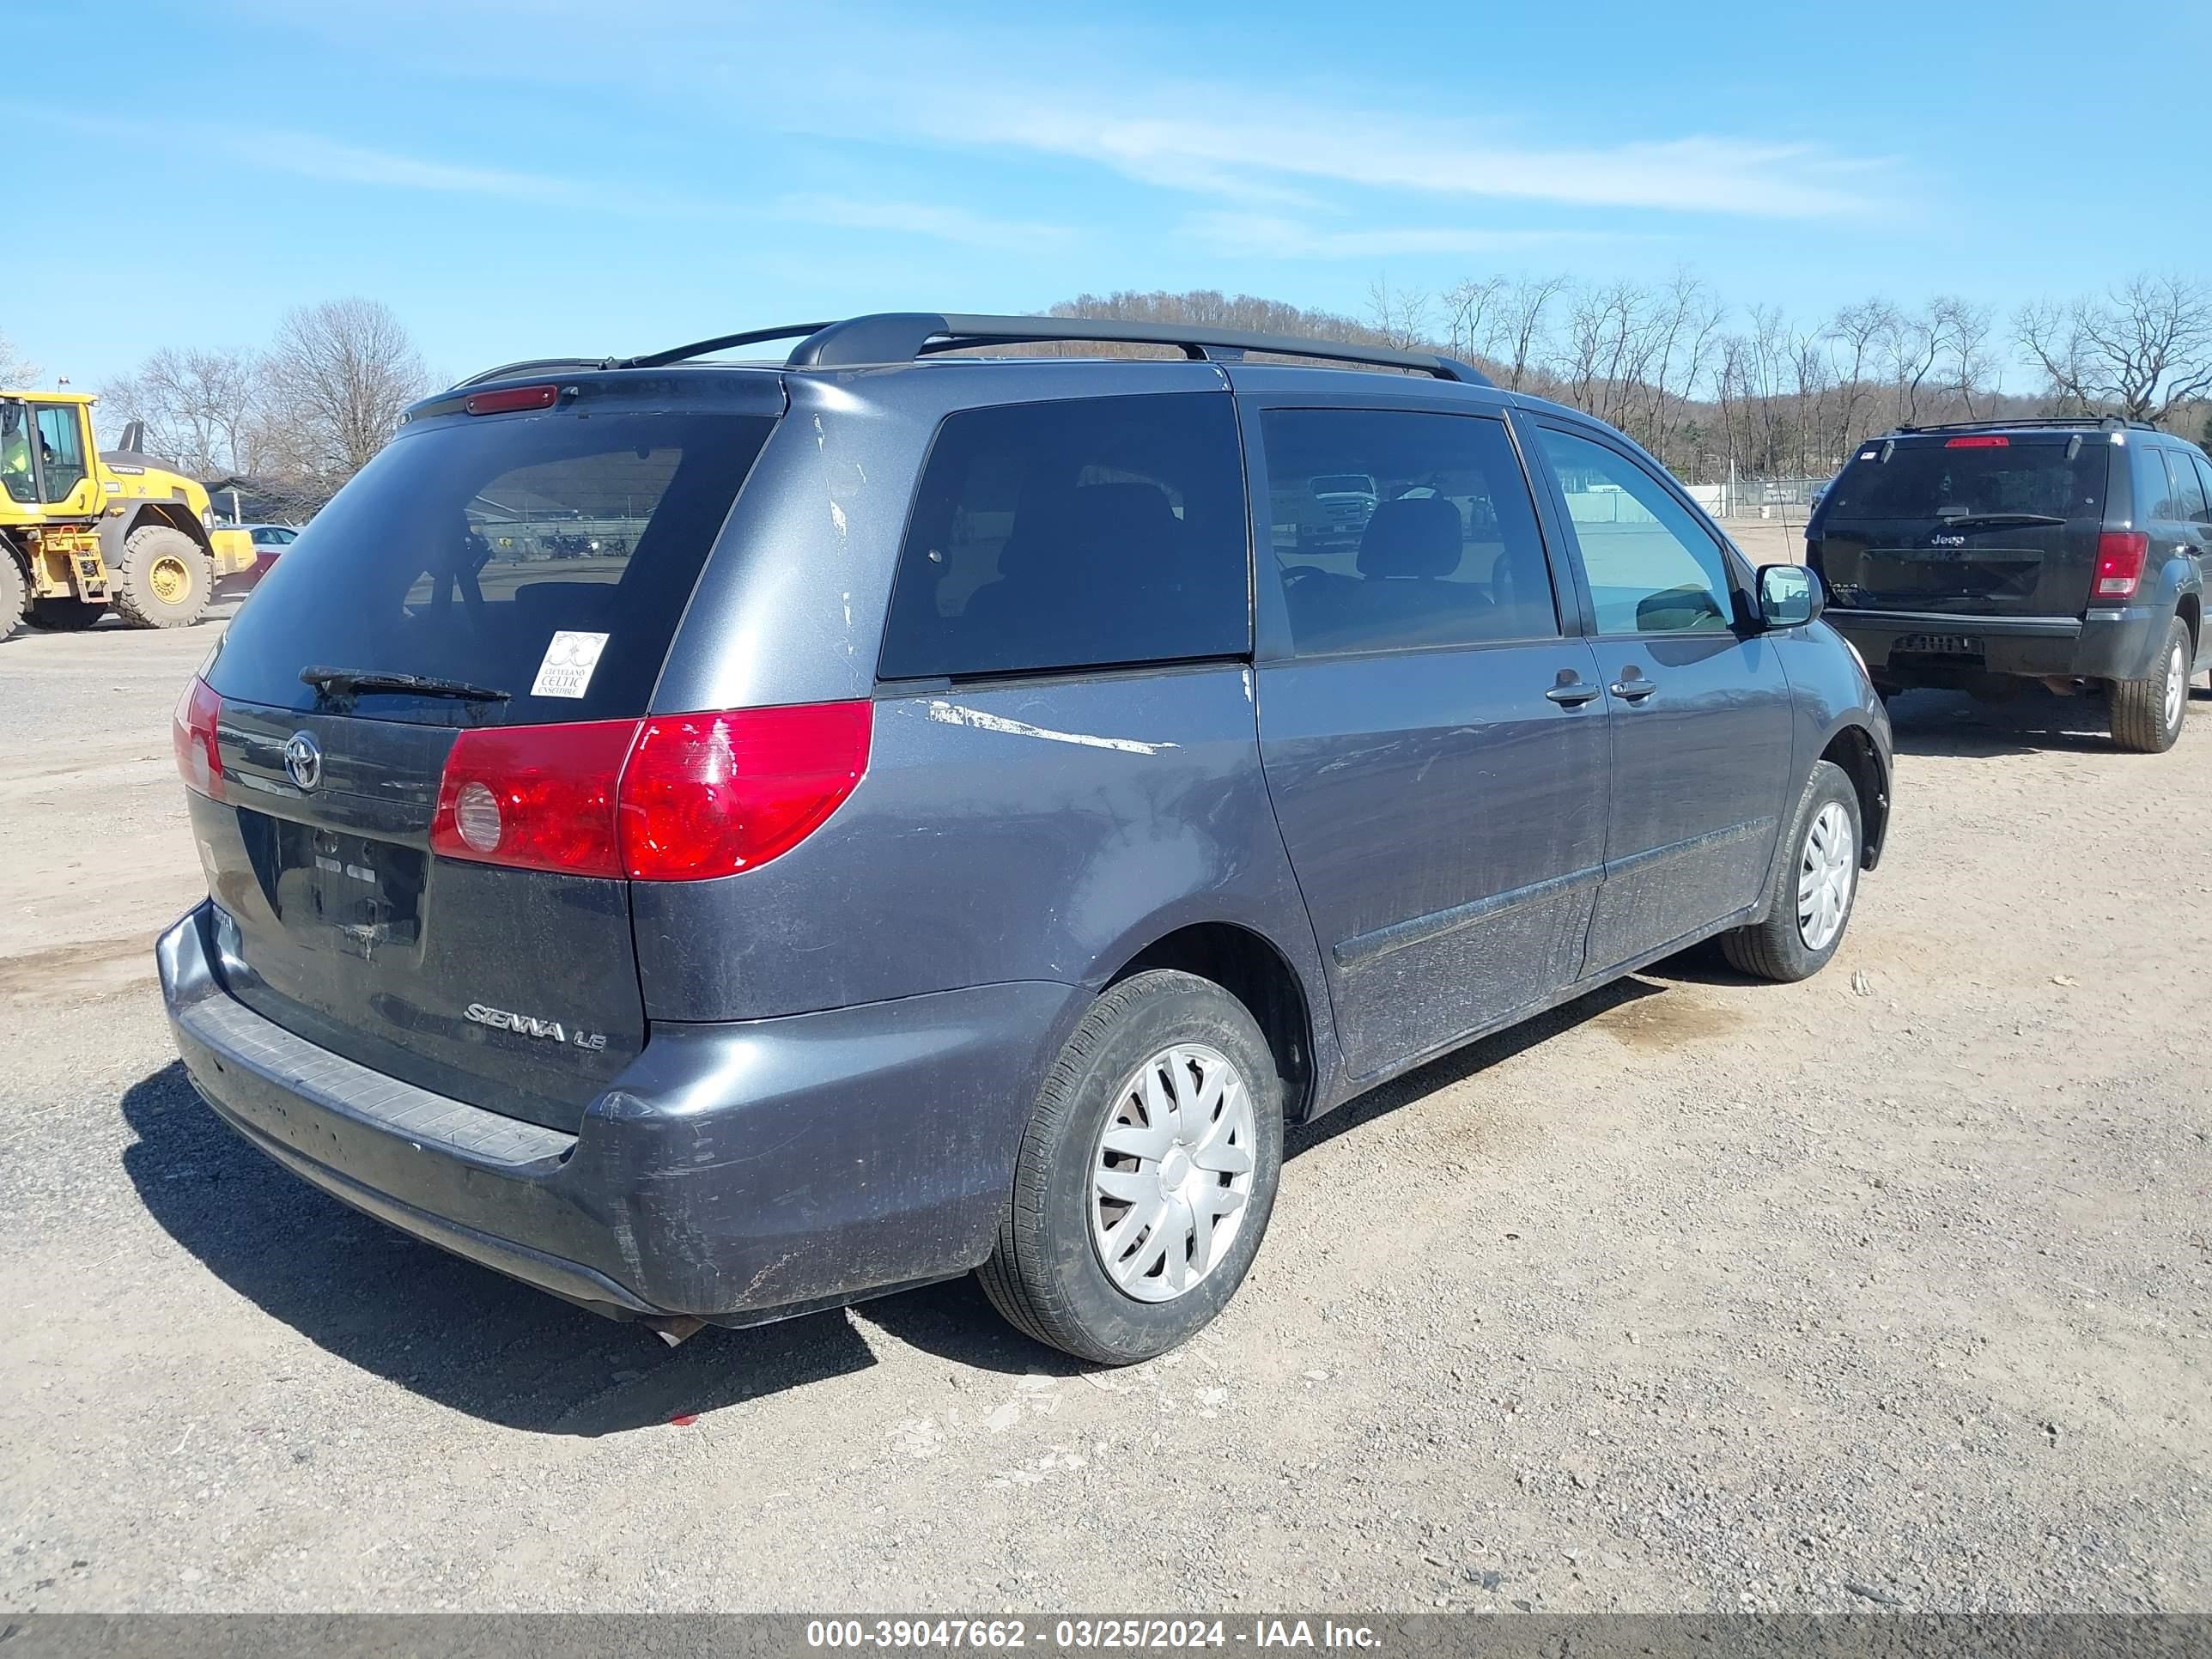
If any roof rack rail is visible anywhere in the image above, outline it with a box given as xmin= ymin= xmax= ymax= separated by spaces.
xmin=621 ymin=323 xmax=837 ymax=372
xmin=451 ymin=356 xmax=618 ymax=390
xmin=630 ymin=313 xmax=1492 ymax=385
xmin=1888 ymin=415 xmax=2154 ymax=435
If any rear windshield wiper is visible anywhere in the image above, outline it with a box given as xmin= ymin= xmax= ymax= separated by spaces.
xmin=1932 ymin=513 xmax=2069 ymax=530
xmin=301 ymin=665 xmax=511 ymax=702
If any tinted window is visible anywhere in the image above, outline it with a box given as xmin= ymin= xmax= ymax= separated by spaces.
xmin=206 ymin=408 xmax=775 ymax=725
xmin=2136 ymin=447 xmax=2180 ymax=521
xmin=878 ymin=394 xmax=1248 ymax=680
xmin=1260 ymin=408 xmax=1555 ymax=655
xmin=1822 ymin=439 xmax=2108 ymax=522
xmin=2194 ymin=456 xmax=2212 ymax=525
xmin=1538 ymin=428 xmax=1735 ymax=635
xmin=2166 ymin=451 xmax=2209 ymax=525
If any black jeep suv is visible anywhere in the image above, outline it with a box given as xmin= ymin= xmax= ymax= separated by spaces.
xmin=1807 ymin=418 xmax=2212 ymax=751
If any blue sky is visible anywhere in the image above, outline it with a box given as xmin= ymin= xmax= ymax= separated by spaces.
xmin=10 ymin=0 xmax=2207 ymax=389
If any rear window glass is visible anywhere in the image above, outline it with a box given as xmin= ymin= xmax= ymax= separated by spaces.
xmin=206 ymin=408 xmax=775 ymax=724
xmin=1261 ymin=408 xmax=1557 ymax=654
xmin=877 ymin=393 xmax=1249 ymax=680
xmin=1820 ymin=440 xmax=2109 ymax=522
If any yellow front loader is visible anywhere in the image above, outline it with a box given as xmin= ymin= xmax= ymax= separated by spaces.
xmin=1 ymin=391 xmax=254 ymax=635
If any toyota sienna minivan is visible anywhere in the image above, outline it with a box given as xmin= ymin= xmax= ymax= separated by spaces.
xmin=159 ymin=312 xmax=1893 ymax=1363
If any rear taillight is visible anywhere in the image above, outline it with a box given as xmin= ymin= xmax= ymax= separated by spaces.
xmin=172 ymin=677 xmax=224 ymax=799
xmin=429 ymin=718 xmax=634 ymax=877
xmin=618 ymin=702 xmax=873 ymax=880
xmin=1944 ymin=434 xmax=2008 ymax=447
xmin=428 ymin=702 xmax=872 ymax=881
xmin=2094 ymin=530 xmax=2149 ymax=599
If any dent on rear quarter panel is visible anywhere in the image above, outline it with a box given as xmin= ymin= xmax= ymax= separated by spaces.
xmin=630 ymin=666 xmax=1334 ymax=1033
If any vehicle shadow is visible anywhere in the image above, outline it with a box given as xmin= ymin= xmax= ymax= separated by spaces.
xmin=1882 ymin=686 xmax=2136 ymax=757
xmin=1283 ymin=975 xmax=1657 ymax=1158
xmin=121 ymin=978 xmax=1665 ymax=1420
xmin=119 ymin=1060 xmax=885 ymax=1437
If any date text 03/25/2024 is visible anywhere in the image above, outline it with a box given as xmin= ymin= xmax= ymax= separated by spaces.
xmin=804 ymin=1619 xmax=1381 ymax=1650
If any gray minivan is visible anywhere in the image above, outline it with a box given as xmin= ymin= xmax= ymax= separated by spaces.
xmin=159 ymin=313 xmax=1893 ymax=1363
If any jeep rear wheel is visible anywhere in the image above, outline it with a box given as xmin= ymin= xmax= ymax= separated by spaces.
xmin=2109 ymin=616 xmax=2190 ymax=754
xmin=111 ymin=524 xmax=213 ymax=629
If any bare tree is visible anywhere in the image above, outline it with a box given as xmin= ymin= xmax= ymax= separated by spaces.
xmin=1496 ymin=275 xmax=1570 ymax=392
xmin=2014 ymin=275 xmax=2212 ymax=424
xmin=1825 ymin=298 xmax=1899 ymax=457
xmin=1 ymin=328 xmax=36 ymax=384
xmin=259 ymin=298 xmax=431 ymax=489
xmin=100 ymin=347 xmax=263 ymax=475
xmin=1930 ymin=296 xmax=1996 ymax=418
xmin=1364 ymin=276 xmax=1432 ymax=352
xmin=1439 ymin=276 xmax=1506 ymax=364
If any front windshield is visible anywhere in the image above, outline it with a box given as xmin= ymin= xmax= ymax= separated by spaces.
xmin=0 ymin=401 xmax=33 ymax=505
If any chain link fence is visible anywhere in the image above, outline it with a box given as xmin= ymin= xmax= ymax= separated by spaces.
xmin=1683 ymin=477 xmax=1830 ymax=524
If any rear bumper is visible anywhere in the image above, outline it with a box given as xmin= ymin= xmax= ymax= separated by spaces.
xmin=1826 ymin=606 xmax=2169 ymax=685
xmin=158 ymin=902 xmax=1078 ymax=1324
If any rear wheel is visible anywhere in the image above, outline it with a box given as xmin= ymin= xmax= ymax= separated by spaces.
xmin=1720 ymin=760 xmax=1863 ymax=983
xmin=2109 ymin=615 xmax=2190 ymax=754
xmin=111 ymin=524 xmax=213 ymax=629
xmin=0 ymin=553 xmax=23 ymax=638
xmin=27 ymin=597 xmax=104 ymax=631
xmin=978 ymin=969 xmax=1283 ymax=1364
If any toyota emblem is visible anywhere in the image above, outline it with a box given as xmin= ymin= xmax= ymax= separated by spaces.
xmin=283 ymin=731 xmax=324 ymax=791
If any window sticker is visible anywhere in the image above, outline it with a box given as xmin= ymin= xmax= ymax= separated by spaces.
xmin=531 ymin=630 xmax=610 ymax=699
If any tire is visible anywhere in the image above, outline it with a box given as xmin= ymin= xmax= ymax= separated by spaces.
xmin=1720 ymin=759 xmax=1863 ymax=983
xmin=2109 ymin=615 xmax=2191 ymax=754
xmin=110 ymin=524 xmax=214 ymax=629
xmin=0 ymin=552 xmax=23 ymax=639
xmin=978 ymin=969 xmax=1284 ymax=1364
xmin=26 ymin=597 xmax=104 ymax=631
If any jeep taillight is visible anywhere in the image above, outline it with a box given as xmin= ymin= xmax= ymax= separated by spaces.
xmin=428 ymin=702 xmax=872 ymax=881
xmin=2094 ymin=531 xmax=2149 ymax=599
xmin=171 ymin=677 xmax=224 ymax=799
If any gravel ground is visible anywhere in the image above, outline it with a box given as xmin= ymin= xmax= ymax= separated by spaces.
xmin=2 ymin=566 xmax=2206 ymax=1614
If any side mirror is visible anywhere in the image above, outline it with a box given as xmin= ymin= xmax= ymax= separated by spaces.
xmin=1757 ymin=563 xmax=1823 ymax=629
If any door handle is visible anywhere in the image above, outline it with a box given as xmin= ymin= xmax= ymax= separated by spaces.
xmin=1545 ymin=681 xmax=1601 ymax=707
xmin=1608 ymin=675 xmax=1658 ymax=702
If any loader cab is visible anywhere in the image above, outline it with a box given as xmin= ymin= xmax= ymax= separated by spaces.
xmin=0 ymin=395 xmax=95 ymax=511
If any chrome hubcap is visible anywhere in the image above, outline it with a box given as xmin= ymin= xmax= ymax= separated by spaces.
xmin=1797 ymin=801 xmax=1856 ymax=952
xmin=2165 ymin=643 xmax=2186 ymax=730
xmin=1091 ymin=1043 xmax=1256 ymax=1304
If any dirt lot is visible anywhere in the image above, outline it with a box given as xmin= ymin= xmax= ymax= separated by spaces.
xmin=2 ymin=561 xmax=2207 ymax=1615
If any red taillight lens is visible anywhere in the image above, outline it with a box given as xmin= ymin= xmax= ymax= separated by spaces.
xmin=172 ymin=676 xmax=224 ymax=799
xmin=1944 ymin=434 xmax=2008 ymax=447
xmin=426 ymin=702 xmax=872 ymax=881
xmin=430 ymin=718 xmax=635 ymax=877
xmin=463 ymin=383 xmax=559 ymax=416
xmin=619 ymin=701 xmax=872 ymax=880
xmin=2094 ymin=530 xmax=2149 ymax=599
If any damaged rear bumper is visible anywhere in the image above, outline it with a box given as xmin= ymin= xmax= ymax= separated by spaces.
xmin=158 ymin=902 xmax=1077 ymax=1325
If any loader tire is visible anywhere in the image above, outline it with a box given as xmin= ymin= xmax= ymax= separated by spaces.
xmin=111 ymin=524 xmax=213 ymax=629
xmin=27 ymin=598 xmax=104 ymax=630
xmin=0 ymin=551 xmax=24 ymax=639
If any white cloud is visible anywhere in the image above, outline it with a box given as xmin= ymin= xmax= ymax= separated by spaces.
xmin=779 ymin=197 xmax=1074 ymax=251
xmin=1182 ymin=212 xmax=1625 ymax=260
xmin=902 ymin=93 xmax=1881 ymax=222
